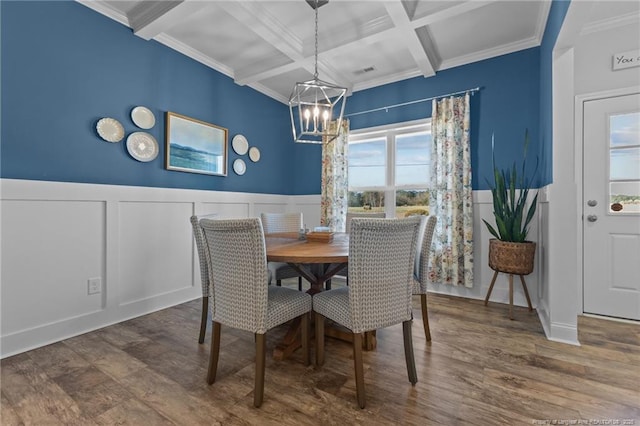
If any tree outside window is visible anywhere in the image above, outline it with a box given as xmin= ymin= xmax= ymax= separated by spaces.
xmin=348 ymin=120 xmax=431 ymax=218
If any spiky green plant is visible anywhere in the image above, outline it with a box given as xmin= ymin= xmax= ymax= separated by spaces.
xmin=482 ymin=130 xmax=538 ymax=243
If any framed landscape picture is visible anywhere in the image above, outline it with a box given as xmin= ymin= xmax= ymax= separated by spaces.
xmin=165 ymin=112 xmax=228 ymax=176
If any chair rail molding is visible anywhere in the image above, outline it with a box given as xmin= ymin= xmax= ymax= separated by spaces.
xmin=0 ymin=178 xmax=318 ymax=358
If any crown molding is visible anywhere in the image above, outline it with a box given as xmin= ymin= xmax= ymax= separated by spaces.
xmin=76 ymin=0 xmax=129 ymax=26
xmin=581 ymin=11 xmax=640 ymax=35
xmin=534 ymin=1 xmax=552 ymax=44
xmin=154 ymin=33 xmax=234 ymax=79
xmin=351 ymin=69 xmax=423 ymax=94
xmin=440 ymin=36 xmax=540 ymax=72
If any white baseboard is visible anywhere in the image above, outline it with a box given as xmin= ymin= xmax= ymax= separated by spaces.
xmin=0 ymin=179 xmax=320 ymax=358
xmin=547 ymin=322 xmax=580 ymax=346
xmin=0 ymin=179 xmax=553 ymax=356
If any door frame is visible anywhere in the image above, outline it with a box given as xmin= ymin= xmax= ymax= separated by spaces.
xmin=574 ymin=86 xmax=640 ymax=318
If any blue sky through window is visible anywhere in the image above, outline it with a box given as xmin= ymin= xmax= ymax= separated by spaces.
xmin=349 ymin=132 xmax=430 ymax=188
xmin=610 ymin=113 xmax=640 ymax=183
xmin=396 ymin=132 xmax=430 ymax=186
xmin=609 ymin=113 xmax=639 ymax=210
xmin=348 ymin=139 xmax=386 ymax=187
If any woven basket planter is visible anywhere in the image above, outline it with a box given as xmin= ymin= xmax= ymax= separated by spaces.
xmin=488 ymin=239 xmax=536 ymax=275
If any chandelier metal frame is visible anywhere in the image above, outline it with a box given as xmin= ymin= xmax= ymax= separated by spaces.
xmin=288 ymin=0 xmax=347 ymax=144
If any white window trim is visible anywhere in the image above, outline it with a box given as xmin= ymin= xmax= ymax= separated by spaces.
xmin=348 ymin=118 xmax=431 ymax=218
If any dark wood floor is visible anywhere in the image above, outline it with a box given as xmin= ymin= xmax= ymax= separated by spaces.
xmin=2 ymin=282 xmax=639 ymax=425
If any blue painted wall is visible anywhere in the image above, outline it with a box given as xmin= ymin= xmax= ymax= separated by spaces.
xmin=296 ymin=47 xmax=542 ymax=192
xmin=539 ymin=0 xmax=571 ymax=185
xmin=2 ymin=1 xmax=556 ymax=195
xmin=1 ymin=1 xmax=294 ymax=194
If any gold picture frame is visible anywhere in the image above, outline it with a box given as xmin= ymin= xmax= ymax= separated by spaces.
xmin=165 ymin=112 xmax=228 ymax=176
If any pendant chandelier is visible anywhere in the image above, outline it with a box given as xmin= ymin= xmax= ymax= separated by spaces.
xmin=288 ymin=0 xmax=347 ymax=144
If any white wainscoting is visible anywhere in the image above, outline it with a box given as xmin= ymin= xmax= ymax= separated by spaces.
xmin=0 ymin=179 xmax=543 ymax=357
xmin=0 ymin=179 xmax=321 ymax=358
xmin=427 ymin=190 xmax=541 ymax=313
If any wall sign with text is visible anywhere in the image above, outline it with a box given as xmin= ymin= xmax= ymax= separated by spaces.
xmin=612 ymin=49 xmax=640 ymax=71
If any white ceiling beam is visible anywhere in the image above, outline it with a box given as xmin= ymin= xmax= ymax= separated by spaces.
xmin=383 ymin=1 xmax=435 ymax=77
xmin=315 ymin=59 xmax=353 ymax=95
xmin=236 ymin=24 xmax=399 ymax=86
xmin=224 ymin=2 xmax=352 ymax=90
xmin=409 ymin=0 xmax=499 ymax=28
xmin=217 ymin=1 xmax=314 ymax=86
xmin=235 ymin=0 xmax=495 ymax=87
xmin=216 ymin=1 xmax=305 ymax=63
xmin=130 ymin=0 xmax=210 ymax=41
xmin=235 ymin=60 xmax=305 ymax=86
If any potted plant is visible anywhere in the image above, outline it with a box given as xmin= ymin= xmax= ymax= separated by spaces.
xmin=483 ymin=130 xmax=538 ymax=275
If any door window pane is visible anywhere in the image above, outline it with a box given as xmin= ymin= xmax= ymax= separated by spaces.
xmin=610 ymin=182 xmax=640 ymax=213
xmin=609 ymin=112 xmax=640 ymax=213
xmin=395 ymin=132 xmax=430 ymax=186
xmin=610 ymin=147 xmax=640 ymax=180
xmin=610 ymin=112 xmax=640 ymax=147
xmin=348 ymin=139 xmax=386 ymax=187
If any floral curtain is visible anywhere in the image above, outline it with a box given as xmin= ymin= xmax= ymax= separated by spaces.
xmin=428 ymin=93 xmax=474 ymax=287
xmin=320 ymin=119 xmax=349 ymax=232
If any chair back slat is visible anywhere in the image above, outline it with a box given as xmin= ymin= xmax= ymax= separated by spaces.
xmin=348 ymin=216 xmax=422 ymax=332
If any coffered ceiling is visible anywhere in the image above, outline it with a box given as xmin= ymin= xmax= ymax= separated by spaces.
xmin=79 ymin=1 xmax=640 ymax=104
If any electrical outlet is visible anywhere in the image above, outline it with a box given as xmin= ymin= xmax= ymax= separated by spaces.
xmin=88 ymin=277 xmax=102 ymax=295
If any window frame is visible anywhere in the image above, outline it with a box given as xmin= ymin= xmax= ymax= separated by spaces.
xmin=348 ymin=118 xmax=431 ymax=218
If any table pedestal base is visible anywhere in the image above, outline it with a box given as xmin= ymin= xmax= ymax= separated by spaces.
xmin=325 ymin=324 xmax=377 ymax=350
xmin=273 ymin=317 xmax=302 ymax=360
xmin=272 ymin=313 xmax=377 ymax=361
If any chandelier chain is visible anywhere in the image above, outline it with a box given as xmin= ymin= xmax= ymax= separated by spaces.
xmin=289 ymin=0 xmax=347 ymax=144
xmin=314 ymin=0 xmax=319 ymax=79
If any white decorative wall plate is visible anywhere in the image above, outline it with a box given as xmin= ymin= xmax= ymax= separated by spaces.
xmin=233 ymin=158 xmax=246 ymax=175
xmin=96 ymin=117 xmax=125 ymax=143
xmin=249 ymin=146 xmax=260 ymax=162
xmin=126 ymin=132 xmax=158 ymax=162
xmin=231 ymin=134 xmax=249 ymax=155
xmin=131 ymin=106 xmax=155 ymax=129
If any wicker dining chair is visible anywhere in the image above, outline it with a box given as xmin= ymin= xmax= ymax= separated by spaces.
xmin=199 ymin=218 xmax=312 ymax=408
xmin=260 ymin=212 xmax=306 ymax=290
xmin=345 ymin=211 xmax=386 ymax=233
xmin=190 ymin=215 xmax=213 ymax=344
xmin=313 ymin=216 xmax=422 ymax=409
xmin=336 ymin=212 xmax=387 ymax=288
xmin=413 ymin=215 xmax=437 ymax=342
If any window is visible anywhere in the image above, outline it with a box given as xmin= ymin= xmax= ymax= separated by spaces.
xmin=348 ymin=120 xmax=431 ymax=218
xmin=609 ymin=112 xmax=640 ymax=213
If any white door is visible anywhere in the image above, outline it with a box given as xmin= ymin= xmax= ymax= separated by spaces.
xmin=583 ymin=92 xmax=640 ymax=321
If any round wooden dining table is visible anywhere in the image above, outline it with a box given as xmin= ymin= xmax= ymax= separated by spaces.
xmin=265 ymin=232 xmax=376 ymax=359
xmin=265 ymin=232 xmax=348 ymax=293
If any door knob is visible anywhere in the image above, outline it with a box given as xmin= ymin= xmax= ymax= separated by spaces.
xmin=587 ymin=215 xmax=598 ymax=222
xmin=587 ymin=200 xmax=597 ymax=207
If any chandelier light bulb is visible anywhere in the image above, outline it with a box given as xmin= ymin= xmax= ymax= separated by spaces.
xmin=313 ymin=105 xmax=320 ymax=131
xmin=304 ymin=108 xmax=311 ymax=131
xmin=288 ymin=0 xmax=347 ymax=143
